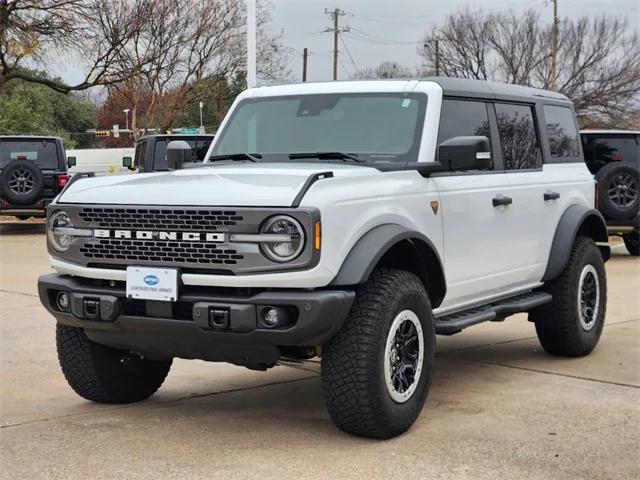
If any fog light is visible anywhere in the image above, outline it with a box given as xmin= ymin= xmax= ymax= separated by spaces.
xmin=263 ymin=308 xmax=279 ymax=327
xmin=56 ymin=292 xmax=70 ymax=312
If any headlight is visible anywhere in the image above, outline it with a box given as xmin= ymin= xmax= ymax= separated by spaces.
xmin=47 ymin=211 xmax=73 ymax=252
xmin=260 ymin=215 xmax=305 ymax=262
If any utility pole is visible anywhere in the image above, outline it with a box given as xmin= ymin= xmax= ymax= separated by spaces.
xmin=246 ymin=0 xmax=257 ymax=88
xmin=425 ymin=37 xmax=440 ymax=76
xmin=324 ymin=8 xmax=349 ymax=80
xmin=550 ymin=0 xmax=558 ymax=90
xmin=302 ymin=48 xmax=308 ymax=82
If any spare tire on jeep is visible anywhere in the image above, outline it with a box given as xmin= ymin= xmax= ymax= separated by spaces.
xmin=0 ymin=160 xmax=44 ymax=205
xmin=595 ymin=163 xmax=639 ymax=220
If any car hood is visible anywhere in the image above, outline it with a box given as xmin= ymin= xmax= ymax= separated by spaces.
xmin=58 ymin=162 xmax=379 ymax=207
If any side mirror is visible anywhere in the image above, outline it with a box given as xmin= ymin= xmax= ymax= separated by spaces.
xmin=67 ymin=156 xmax=76 ymax=168
xmin=122 ymin=156 xmax=133 ymax=170
xmin=166 ymin=140 xmax=192 ymax=171
xmin=438 ymin=136 xmax=492 ymax=171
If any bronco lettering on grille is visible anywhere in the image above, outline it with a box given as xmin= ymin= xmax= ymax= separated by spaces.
xmin=93 ymin=229 xmax=225 ymax=242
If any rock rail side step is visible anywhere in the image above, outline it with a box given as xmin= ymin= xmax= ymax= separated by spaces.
xmin=435 ymin=291 xmax=552 ymax=335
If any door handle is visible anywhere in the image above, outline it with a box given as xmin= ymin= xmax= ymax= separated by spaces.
xmin=492 ymin=196 xmax=513 ymax=207
xmin=544 ymin=191 xmax=560 ymax=201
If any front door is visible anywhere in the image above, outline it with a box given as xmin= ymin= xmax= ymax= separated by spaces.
xmin=433 ymin=98 xmax=546 ymax=310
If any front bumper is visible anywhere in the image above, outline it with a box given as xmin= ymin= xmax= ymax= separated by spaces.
xmin=38 ymin=274 xmax=354 ymax=367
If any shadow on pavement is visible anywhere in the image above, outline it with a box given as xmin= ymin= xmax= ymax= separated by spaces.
xmin=0 ymin=222 xmax=46 ymax=235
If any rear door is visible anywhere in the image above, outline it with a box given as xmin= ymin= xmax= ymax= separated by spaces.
xmin=433 ymin=99 xmax=545 ymax=309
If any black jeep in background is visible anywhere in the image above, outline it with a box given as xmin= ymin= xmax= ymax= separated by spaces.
xmin=0 ymin=136 xmax=71 ymax=219
xmin=581 ymin=130 xmax=640 ymax=256
xmin=123 ymin=134 xmax=214 ymax=172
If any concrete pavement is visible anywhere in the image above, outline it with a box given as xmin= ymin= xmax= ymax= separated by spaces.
xmin=1 ymin=221 xmax=638 ymax=479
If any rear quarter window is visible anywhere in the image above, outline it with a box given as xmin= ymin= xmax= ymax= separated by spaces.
xmin=543 ymin=105 xmax=581 ymax=160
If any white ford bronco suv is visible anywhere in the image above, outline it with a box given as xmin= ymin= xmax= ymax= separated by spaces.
xmin=39 ymin=79 xmax=610 ymax=439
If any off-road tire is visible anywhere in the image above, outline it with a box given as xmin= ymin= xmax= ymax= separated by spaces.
xmin=623 ymin=231 xmax=640 ymax=256
xmin=530 ymin=237 xmax=606 ymax=356
xmin=57 ymin=325 xmax=172 ymax=403
xmin=0 ymin=160 xmax=44 ymax=205
xmin=321 ymin=269 xmax=435 ymax=439
xmin=596 ymin=163 xmax=639 ymax=220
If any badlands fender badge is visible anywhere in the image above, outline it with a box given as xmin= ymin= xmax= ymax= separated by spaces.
xmin=430 ymin=201 xmax=439 ymax=215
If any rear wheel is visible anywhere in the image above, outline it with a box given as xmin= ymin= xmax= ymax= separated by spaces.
xmin=623 ymin=231 xmax=639 ymax=256
xmin=530 ymin=237 xmax=607 ymax=356
xmin=57 ymin=325 xmax=172 ymax=403
xmin=321 ymin=269 xmax=435 ymax=439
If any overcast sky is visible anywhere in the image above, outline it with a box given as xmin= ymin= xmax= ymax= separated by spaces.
xmin=271 ymin=0 xmax=640 ymax=82
xmin=53 ymin=0 xmax=639 ymax=85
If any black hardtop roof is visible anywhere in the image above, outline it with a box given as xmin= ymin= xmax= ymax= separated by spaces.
xmin=138 ymin=133 xmax=215 ymax=141
xmin=0 ymin=135 xmax=64 ymax=141
xmin=424 ymin=77 xmax=571 ymax=104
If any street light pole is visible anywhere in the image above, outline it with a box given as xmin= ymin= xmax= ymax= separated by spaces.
xmin=199 ymin=102 xmax=204 ymax=134
xmin=123 ymin=109 xmax=130 ymax=131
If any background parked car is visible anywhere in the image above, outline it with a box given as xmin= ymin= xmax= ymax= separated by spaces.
xmin=581 ymin=129 xmax=640 ymax=255
xmin=0 ymin=136 xmax=71 ymax=219
xmin=67 ymin=147 xmax=135 ymax=176
xmin=123 ymin=134 xmax=214 ymax=172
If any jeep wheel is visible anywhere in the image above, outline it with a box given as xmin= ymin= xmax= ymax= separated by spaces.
xmin=596 ymin=163 xmax=639 ymax=220
xmin=57 ymin=325 xmax=172 ymax=403
xmin=530 ymin=237 xmax=607 ymax=356
xmin=623 ymin=231 xmax=640 ymax=256
xmin=321 ymin=269 xmax=435 ymax=439
xmin=0 ymin=160 xmax=44 ymax=205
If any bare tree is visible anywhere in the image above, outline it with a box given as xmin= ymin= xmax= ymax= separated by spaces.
xmin=0 ymin=0 xmax=152 ymax=92
xmin=109 ymin=0 xmax=289 ymax=132
xmin=419 ymin=8 xmax=640 ymax=125
xmin=352 ymin=61 xmax=414 ymax=80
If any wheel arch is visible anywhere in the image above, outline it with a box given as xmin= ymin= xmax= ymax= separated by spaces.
xmin=330 ymin=224 xmax=446 ymax=308
xmin=542 ymin=204 xmax=610 ymax=282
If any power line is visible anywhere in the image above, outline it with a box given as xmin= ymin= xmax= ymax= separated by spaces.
xmin=339 ymin=34 xmax=362 ymax=77
xmin=346 ymin=28 xmax=421 ymax=46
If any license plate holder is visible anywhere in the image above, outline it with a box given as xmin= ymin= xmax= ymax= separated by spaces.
xmin=126 ymin=267 xmax=179 ymax=302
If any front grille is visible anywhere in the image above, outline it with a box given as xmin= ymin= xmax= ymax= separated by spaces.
xmin=80 ymin=238 xmax=244 ymax=265
xmin=57 ymin=204 xmax=318 ymax=274
xmin=78 ymin=207 xmax=243 ymax=231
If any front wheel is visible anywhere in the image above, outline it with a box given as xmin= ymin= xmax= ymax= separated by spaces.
xmin=57 ymin=325 xmax=172 ymax=403
xmin=530 ymin=237 xmax=607 ymax=356
xmin=321 ymin=269 xmax=435 ymax=439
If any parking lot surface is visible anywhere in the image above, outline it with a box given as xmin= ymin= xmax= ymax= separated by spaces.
xmin=1 ymin=221 xmax=638 ymax=480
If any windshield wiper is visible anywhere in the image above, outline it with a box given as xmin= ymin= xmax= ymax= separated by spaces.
xmin=209 ymin=153 xmax=262 ymax=162
xmin=288 ymin=152 xmax=364 ymax=163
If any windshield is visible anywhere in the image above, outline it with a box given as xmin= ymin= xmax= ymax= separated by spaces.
xmin=211 ymin=93 xmax=427 ymax=163
xmin=153 ymin=137 xmax=213 ymax=170
xmin=0 ymin=139 xmax=60 ymax=169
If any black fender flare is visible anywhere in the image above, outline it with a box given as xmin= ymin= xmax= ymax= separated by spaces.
xmin=542 ymin=204 xmax=610 ymax=281
xmin=330 ymin=224 xmax=446 ymax=305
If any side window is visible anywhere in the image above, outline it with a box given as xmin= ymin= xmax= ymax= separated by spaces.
xmin=153 ymin=140 xmax=168 ymax=170
xmin=495 ymin=103 xmax=541 ymax=170
xmin=437 ymin=98 xmax=492 ymax=157
xmin=194 ymin=139 xmax=213 ymax=161
xmin=544 ymin=105 xmax=580 ymax=159
xmin=134 ymin=141 xmax=147 ymax=170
